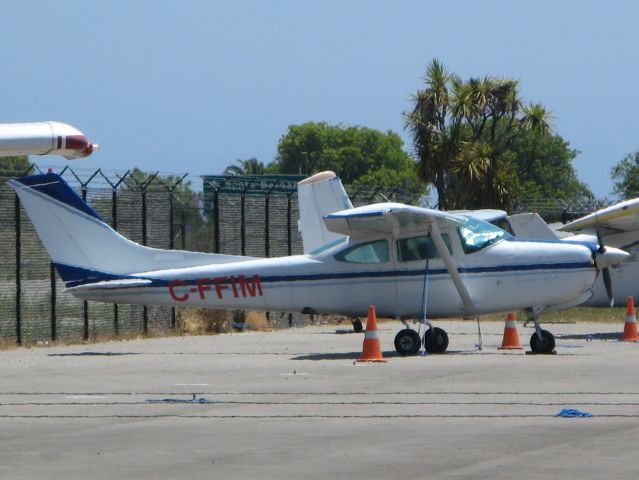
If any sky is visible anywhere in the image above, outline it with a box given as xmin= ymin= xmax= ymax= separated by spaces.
xmin=2 ymin=0 xmax=639 ymax=198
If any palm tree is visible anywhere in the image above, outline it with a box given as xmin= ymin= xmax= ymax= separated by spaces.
xmin=520 ymin=103 xmax=553 ymax=177
xmin=223 ymin=158 xmax=266 ymax=176
xmin=406 ymin=59 xmax=553 ymax=210
xmin=405 ymin=59 xmax=462 ymax=210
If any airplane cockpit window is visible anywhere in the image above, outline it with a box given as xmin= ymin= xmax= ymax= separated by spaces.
xmin=397 ymin=234 xmax=452 ymax=262
xmin=309 ymin=237 xmax=348 ymax=256
xmin=458 ymin=217 xmax=512 ymax=254
xmin=334 ymin=239 xmax=389 ymax=264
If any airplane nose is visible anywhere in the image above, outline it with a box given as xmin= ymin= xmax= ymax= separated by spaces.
xmin=594 ymin=246 xmax=630 ymax=269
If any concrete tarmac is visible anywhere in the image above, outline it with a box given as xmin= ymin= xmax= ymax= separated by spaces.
xmin=1 ymin=320 xmax=639 ymax=479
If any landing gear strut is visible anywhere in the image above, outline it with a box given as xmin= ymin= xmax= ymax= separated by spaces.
xmin=525 ymin=308 xmax=556 ymax=354
xmin=393 ymin=324 xmax=449 ymax=356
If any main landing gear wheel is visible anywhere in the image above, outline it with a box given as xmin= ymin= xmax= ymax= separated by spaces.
xmin=424 ymin=327 xmax=449 ymax=354
xmin=394 ymin=329 xmax=421 ymax=356
xmin=351 ymin=318 xmax=363 ymax=333
xmin=530 ymin=329 xmax=555 ymax=354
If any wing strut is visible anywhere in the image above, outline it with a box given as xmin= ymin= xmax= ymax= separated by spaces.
xmin=430 ymin=222 xmax=475 ymax=313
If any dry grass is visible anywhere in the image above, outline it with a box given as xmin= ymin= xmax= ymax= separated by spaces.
xmin=0 ymin=306 xmax=627 ymax=351
xmin=176 ymin=308 xmax=233 ymax=334
xmin=175 ymin=308 xmax=276 ymax=334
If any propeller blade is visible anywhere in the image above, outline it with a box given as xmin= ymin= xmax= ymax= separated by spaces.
xmin=595 ymin=208 xmax=616 ymax=307
xmin=595 ymin=212 xmax=605 ymax=254
xmin=603 ymin=267 xmax=614 ymax=307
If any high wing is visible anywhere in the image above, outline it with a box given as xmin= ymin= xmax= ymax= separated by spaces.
xmin=324 ymin=203 xmax=465 ymax=237
xmin=325 ymin=203 xmax=475 ymax=312
xmin=449 ymin=209 xmax=507 ymax=223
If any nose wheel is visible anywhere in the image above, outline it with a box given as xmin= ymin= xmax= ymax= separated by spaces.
xmin=525 ymin=308 xmax=556 ymax=354
xmin=530 ymin=329 xmax=555 ymax=354
xmin=394 ymin=326 xmax=449 ymax=356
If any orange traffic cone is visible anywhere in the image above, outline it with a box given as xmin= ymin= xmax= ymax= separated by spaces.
xmin=621 ymin=296 xmax=639 ymax=341
xmin=498 ymin=312 xmax=523 ymax=350
xmin=357 ymin=306 xmax=387 ymax=362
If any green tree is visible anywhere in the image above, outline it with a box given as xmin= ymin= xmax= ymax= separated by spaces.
xmin=611 ymin=151 xmax=639 ymax=199
xmin=405 ymin=59 xmax=554 ymax=210
xmin=510 ymin=130 xmax=592 ymax=202
xmin=223 ymin=158 xmax=266 ymax=175
xmin=270 ymin=122 xmax=424 ymax=195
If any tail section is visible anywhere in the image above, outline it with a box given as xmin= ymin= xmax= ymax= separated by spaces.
xmin=297 ymin=171 xmax=353 ymax=253
xmin=507 ymin=212 xmax=559 ymax=240
xmin=9 ymin=173 xmax=251 ymax=287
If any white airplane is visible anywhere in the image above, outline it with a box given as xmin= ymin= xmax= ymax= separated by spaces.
xmin=9 ymin=172 xmax=629 ymax=355
xmin=0 ymin=121 xmax=96 ymax=159
xmin=508 ymin=198 xmax=639 ymax=307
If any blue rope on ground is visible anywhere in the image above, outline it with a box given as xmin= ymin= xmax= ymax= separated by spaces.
xmin=556 ymin=408 xmax=593 ymax=418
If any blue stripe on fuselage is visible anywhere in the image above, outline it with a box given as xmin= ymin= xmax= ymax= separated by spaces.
xmin=63 ymin=260 xmax=593 ymax=290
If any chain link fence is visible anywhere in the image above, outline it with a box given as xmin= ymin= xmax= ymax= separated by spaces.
xmin=0 ymin=166 xmax=421 ymax=346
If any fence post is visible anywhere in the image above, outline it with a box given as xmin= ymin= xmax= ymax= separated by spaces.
xmin=101 ymin=169 xmax=130 ymax=338
xmin=213 ymin=189 xmax=220 ymax=253
xmin=165 ymin=174 xmax=187 ymax=330
xmin=112 ymin=188 xmax=119 ymax=336
xmin=139 ymin=172 xmax=158 ymax=335
xmin=50 ymin=262 xmax=56 ymax=341
xmin=240 ymin=191 xmax=246 ymax=256
xmin=142 ymin=186 xmax=148 ymax=333
xmin=67 ymin=168 xmax=101 ymax=342
xmin=14 ymin=193 xmax=22 ymax=346
xmin=286 ymin=193 xmax=293 ymax=256
xmin=81 ymin=186 xmax=89 ymax=341
xmin=264 ymin=194 xmax=270 ymax=257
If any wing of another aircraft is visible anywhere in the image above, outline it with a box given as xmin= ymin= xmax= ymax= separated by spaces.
xmin=558 ymin=197 xmax=639 ymax=234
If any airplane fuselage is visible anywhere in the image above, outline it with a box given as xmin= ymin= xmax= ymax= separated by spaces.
xmin=70 ymin=235 xmax=598 ymax=319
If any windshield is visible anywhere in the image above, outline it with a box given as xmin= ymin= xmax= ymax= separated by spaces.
xmin=458 ymin=217 xmax=512 ymax=254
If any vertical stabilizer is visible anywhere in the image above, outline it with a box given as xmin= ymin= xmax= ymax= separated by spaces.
xmin=297 ymin=171 xmax=353 ymax=253
xmin=9 ymin=173 xmax=252 ymax=287
xmin=507 ymin=213 xmax=559 ymax=240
